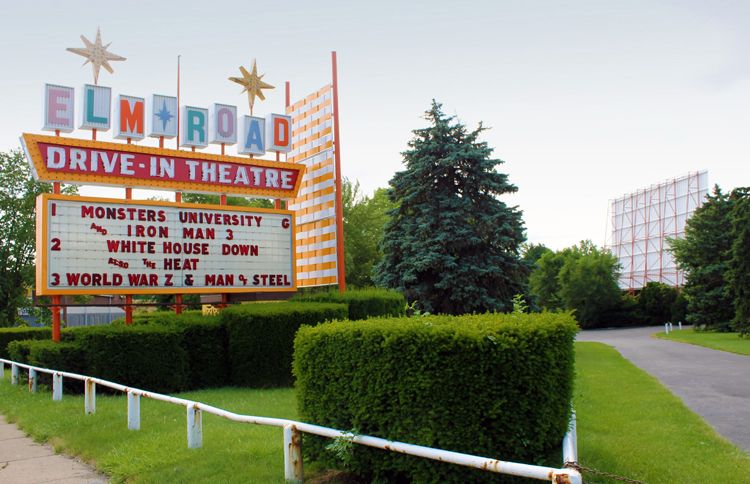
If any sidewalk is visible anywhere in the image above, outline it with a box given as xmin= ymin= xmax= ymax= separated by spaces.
xmin=579 ymin=326 xmax=750 ymax=453
xmin=0 ymin=415 xmax=106 ymax=484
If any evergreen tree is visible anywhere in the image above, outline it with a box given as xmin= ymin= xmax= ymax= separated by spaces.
xmin=670 ymin=186 xmax=735 ymax=330
xmin=727 ymin=188 xmax=750 ymax=334
xmin=374 ymin=101 xmax=528 ymax=314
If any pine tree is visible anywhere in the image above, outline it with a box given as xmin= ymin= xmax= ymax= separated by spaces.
xmin=727 ymin=188 xmax=750 ymax=334
xmin=374 ymin=101 xmax=528 ymax=314
xmin=670 ymin=186 xmax=735 ymax=330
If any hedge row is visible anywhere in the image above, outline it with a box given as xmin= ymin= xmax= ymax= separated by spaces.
xmin=293 ymin=312 xmax=578 ymax=483
xmin=222 ymin=302 xmax=348 ymax=387
xmin=5 ymin=302 xmax=345 ymax=392
xmin=0 ymin=327 xmax=51 ymax=359
xmin=291 ymin=288 xmax=405 ymax=320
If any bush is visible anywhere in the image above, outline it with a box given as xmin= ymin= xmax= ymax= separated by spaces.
xmin=294 ymin=312 xmax=578 ymax=483
xmin=70 ymin=325 xmax=189 ymax=393
xmin=292 ymin=288 xmax=405 ymax=320
xmin=638 ymin=282 xmax=679 ymax=325
xmin=7 ymin=339 xmax=86 ymax=392
xmin=222 ymin=302 xmax=347 ymax=387
xmin=176 ymin=314 xmax=228 ymax=389
xmin=0 ymin=327 xmax=51 ymax=359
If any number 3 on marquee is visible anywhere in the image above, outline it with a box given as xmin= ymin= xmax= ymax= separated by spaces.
xmin=226 ymin=229 xmax=234 ymax=240
xmin=51 ymin=273 xmax=60 ymax=286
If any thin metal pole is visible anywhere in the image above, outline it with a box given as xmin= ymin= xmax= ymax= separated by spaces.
xmin=330 ymin=51 xmax=346 ymax=294
xmin=177 ymin=55 xmax=181 ymax=148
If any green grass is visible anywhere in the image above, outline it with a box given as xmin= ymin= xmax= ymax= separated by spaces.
xmin=0 ymin=383 xmax=297 ymax=483
xmin=2 ymin=344 xmax=750 ymax=483
xmin=655 ymin=328 xmax=750 ymax=356
xmin=574 ymin=342 xmax=750 ymax=483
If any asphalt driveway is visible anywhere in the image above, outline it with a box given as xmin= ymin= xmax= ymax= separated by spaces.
xmin=578 ymin=326 xmax=750 ymax=453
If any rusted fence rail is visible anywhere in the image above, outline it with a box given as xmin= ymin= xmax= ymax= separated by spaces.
xmin=0 ymin=358 xmax=581 ymax=483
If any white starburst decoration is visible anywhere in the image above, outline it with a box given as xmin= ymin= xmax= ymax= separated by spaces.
xmin=67 ymin=27 xmax=126 ymax=84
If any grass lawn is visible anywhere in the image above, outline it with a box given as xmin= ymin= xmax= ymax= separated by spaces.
xmin=0 ymin=383 xmax=297 ymax=483
xmin=574 ymin=342 xmax=750 ymax=483
xmin=655 ymin=328 xmax=750 ymax=356
xmin=1 ymin=344 xmax=750 ymax=483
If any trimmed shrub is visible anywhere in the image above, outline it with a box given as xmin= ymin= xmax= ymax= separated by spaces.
xmin=0 ymin=327 xmax=51 ymax=359
xmin=222 ymin=302 xmax=347 ymax=387
xmin=71 ymin=325 xmax=189 ymax=393
xmin=177 ymin=314 xmax=228 ymax=389
xmin=292 ymin=288 xmax=405 ymax=320
xmin=7 ymin=340 xmax=86 ymax=392
xmin=294 ymin=312 xmax=578 ymax=483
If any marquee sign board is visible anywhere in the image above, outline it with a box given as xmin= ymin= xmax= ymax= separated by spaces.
xmin=22 ymin=133 xmax=306 ymax=198
xmin=36 ymin=194 xmax=296 ymax=295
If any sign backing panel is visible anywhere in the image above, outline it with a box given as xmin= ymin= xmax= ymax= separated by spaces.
xmin=36 ymin=194 xmax=297 ymax=295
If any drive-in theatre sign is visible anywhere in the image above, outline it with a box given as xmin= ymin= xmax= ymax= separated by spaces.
xmin=24 ymin=65 xmax=307 ymax=297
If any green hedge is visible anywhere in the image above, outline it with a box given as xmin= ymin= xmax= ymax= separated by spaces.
xmin=69 ymin=325 xmax=189 ymax=393
xmin=222 ymin=302 xmax=348 ymax=387
xmin=293 ymin=312 xmax=578 ymax=483
xmin=7 ymin=340 xmax=86 ymax=392
xmin=0 ymin=327 xmax=51 ymax=359
xmin=292 ymin=288 xmax=405 ymax=320
xmin=176 ymin=314 xmax=228 ymax=389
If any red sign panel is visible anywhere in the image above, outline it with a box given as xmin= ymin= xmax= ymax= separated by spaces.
xmin=21 ymin=133 xmax=305 ymax=198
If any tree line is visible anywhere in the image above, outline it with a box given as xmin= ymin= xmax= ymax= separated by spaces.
xmin=1 ymin=100 xmax=742 ymax=327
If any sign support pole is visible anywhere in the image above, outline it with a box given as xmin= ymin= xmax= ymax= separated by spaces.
xmin=331 ymin=51 xmax=346 ymax=294
xmin=124 ymin=169 xmax=134 ymax=326
xmin=175 ymin=191 xmax=183 ymax=315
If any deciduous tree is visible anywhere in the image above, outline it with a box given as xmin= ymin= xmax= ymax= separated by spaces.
xmin=0 ymin=150 xmax=76 ymax=326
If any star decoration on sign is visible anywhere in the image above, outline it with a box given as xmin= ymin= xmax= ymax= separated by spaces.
xmin=156 ymin=101 xmax=174 ymax=130
xmin=66 ymin=27 xmax=126 ymax=85
xmin=229 ymin=59 xmax=274 ymax=115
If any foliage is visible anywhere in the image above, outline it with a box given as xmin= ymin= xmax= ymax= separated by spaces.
xmin=511 ymin=293 xmax=528 ymax=313
xmin=172 ymin=313 xmax=227 ymax=389
xmin=342 ymin=178 xmax=395 ymax=288
xmin=638 ymin=282 xmax=679 ymax=324
xmin=294 ymin=312 xmax=578 ymax=482
xmin=530 ymin=241 xmax=623 ymax=327
xmin=670 ymin=186 xmax=735 ymax=331
xmin=557 ymin=242 xmax=622 ymax=327
xmin=8 ymin=339 xmax=85 ymax=392
xmin=291 ymin=287 xmax=405 ymax=320
xmin=727 ymin=188 xmax=750 ymax=335
xmin=529 ymin=249 xmax=569 ymax=311
xmin=221 ymin=302 xmax=348 ymax=387
xmin=375 ymin=101 xmax=528 ymax=315
xmin=0 ymin=150 xmax=76 ymax=326
xmin=65 ymin=325 xmax=189 ymax=393
xmin=522 ymin=243 xmax=553 ymax=267
xmin=181 ymin=192 xmax=273 ymax=208
xmin=0 ymin=327 xmax=51 ymax=358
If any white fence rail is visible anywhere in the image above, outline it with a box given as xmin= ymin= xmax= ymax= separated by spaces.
xmin=0 ymin=358 xmax=581 ymax=483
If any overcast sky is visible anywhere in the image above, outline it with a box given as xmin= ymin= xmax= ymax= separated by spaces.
xmin=1 ymin=0 xmax=748 ymax=249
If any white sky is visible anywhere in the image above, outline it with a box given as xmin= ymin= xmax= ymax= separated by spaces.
xmin=1 ymin=0 xmax=748 ymax=250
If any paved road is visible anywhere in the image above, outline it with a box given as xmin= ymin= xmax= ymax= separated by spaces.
xmin=0 ymin=415 xmax=106 ymax=483
xmin=578 ymin=326 xmax=750 ymax=453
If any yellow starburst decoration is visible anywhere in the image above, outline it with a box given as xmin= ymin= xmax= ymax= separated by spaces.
xmin=229 ymin=59 xmax=275 ymax=115
xmin=66 ymin=27 xmax=126 ymax=85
